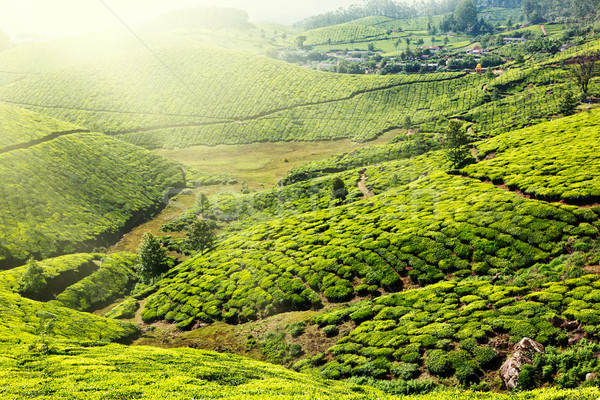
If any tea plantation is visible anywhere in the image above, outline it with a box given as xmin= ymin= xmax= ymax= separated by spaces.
xmin=464 ymin=108 xmax=600 ymax=203
xmin=2 ymin=4 xmax=600 ymax=399
xmin=0 ymin=105 xmax=186 ymax=267
xmin=1 ymin=35 xmax=594 ymax=148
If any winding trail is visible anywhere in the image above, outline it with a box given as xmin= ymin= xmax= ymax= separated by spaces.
xmin=358 ymin=172 xmax=374 ymax=198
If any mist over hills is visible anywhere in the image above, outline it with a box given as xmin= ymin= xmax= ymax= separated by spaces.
xmin=0 ymin=1 xmax=600 ymax=398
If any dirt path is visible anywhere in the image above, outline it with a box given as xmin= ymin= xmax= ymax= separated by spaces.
xmin=476 ymin=178 xmax=600 ymax=209
xmin=358 ymin=172 xmax=374 ymax=198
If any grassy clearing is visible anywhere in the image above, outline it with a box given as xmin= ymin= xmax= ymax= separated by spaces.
xmin=155 ymin=129 xmax=400 ymax=189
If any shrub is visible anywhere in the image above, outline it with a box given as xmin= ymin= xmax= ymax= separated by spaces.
xmin=323 ymin=285 xmax=354 ymax=302
xmin=289 ymin=322 xmax=306 ymax=338
xmin=391 ymin=362 xmax=420 ymax=380
xmin=322 ymin=325 xmax=339 ymax=337
xmin=518 ymin=364 xmax=536 ymax=390
xmin=425 ymin=349 xmax=453 ymax=377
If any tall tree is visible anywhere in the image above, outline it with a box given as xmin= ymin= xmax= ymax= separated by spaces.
xmin=567 ymin=51 xmax=600 ymax=99
xmin=137 ymin=233 xmax=170 ymax=284
xmin=185 ymin=219 xmax=217 ymax=254
xmin=454 ymin=0 xmax=478 ymax=31
xmin=443 ymin=120 xmax=471 ymax=169
xmin=330 ymin=177 xmax=348 ymax=205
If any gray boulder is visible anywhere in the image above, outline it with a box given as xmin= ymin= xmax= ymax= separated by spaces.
xmin=499 ymin=337 xmax=544 ymax=390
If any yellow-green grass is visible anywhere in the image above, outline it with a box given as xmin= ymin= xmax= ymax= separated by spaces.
xmin=155 ymin=129 xmax=400 ymax=189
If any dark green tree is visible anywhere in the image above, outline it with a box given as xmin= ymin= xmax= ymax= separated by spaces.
xmin=20 ymin=259 xmax=46 ymax=297
xmin=137 ymin=233 xmax=170 ymax=284
xmin=443 ymin=120 xmax=471 ymax=169
xmin=296 ymin=35 xmax=307 ymax=49
xmin=185 ymin=219 xmax=217 ymax=254
xmin=330 ymin=177 xmax=347 ymax=205
xmin=454 ymin=0 xmax=478 ymax=32
xmin=558 ymin=90 xmax=578 ymax=116
xmin=197 ymin=193 xmax=210 ymax=214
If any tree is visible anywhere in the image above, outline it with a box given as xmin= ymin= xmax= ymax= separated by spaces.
xmin=185 ymin=219 xmax=217 ymax=254
xmin=137 ymin=233 xmax=170 ymax=284
xmin=558 ymin=90 xmax=578 ymax=116
xmin=330 ymin=177 xmax=347 ymax=205
xmin=296 ymin=35 xmax=307 ymax=49
xmin=454 ymin=0 xmax=478 ymax=32
xmin=20 ymin=259 xmax=46 ymax=297
xmin=443 ymin=120 xmax=471 ymax=169
xmin=567 ymin=51 xmax=600 ymax=99
xmin=197 ymin=193 xmax=210 ymax=214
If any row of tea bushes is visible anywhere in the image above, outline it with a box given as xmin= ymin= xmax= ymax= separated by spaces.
xmin=464 ymin=108 xmax=600 ymax=203
xmin=52 ymin=253 xmax=138 ymax=312
xmin=310 ymin=270 xmax=600 ymax=387
xmin=0 ymin=103 xmax=82 ymax=151
xmin=0 ymin=132 xmax=185 ymax=265
xmin=142 ymin=172 xmax=598 ymax=328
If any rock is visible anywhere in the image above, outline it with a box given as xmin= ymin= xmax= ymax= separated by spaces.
xmin=562 ymin=320 xmax=580 ymax=331
xmin=586 ymin=372 xmax=598 ymax=381
xmin=568 ymin=332 xmax=586 ymax=346
xmin=499 ymin=337 xmax=545 ymax=391
xmin=550 ymin=316 xmax=565 ymax=328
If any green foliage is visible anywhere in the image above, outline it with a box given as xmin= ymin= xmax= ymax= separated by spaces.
xmin=454 ymin=0 xmax=478 ymax=32
xmin=137 ymin=233 xmax=172 ymax=284
xmin=331 ymin=177 xmax=348 ymax=205
xmin=0 ymin=129 xmax=185 ymax=265
xmin=52 ymin=253 xmax=138 ymax=311
xmin=0 ymin=103 xmax=82 ymax=151
xmin=426 ymin=349 xmax=453 ymax=377
xmin=288 ymin=322 xmax=306 ymax=338
xmin=465 ymin=108 xmax=600 ymax=202
xmin=443 ymin=120 xmax=471 ymax=169
xmin=558 ymin=90 xmax=578 ymax=116
xmin=105 ymin=297 xmax=139 ymax=319
xmin=185 ymin=219 xmax=217 ymax=254
xmin=19 ymin=259 xmax=47 ymax=298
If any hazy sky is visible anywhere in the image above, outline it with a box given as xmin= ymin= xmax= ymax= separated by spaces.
xmin=0 ymin=0 xmax=357 ymax=39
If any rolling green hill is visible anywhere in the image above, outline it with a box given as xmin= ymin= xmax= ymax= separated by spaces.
xmin=0 ymin=103 xmax=83 ymax=151
xmin=0 ymin=43 xmax=581 ymax=149
xmin=2 ymin=7 xmax=600 ymax=399
xmin=0 ymin=105 xmax=185 ymax=267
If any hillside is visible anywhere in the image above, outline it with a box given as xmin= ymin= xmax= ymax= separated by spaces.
xmin=0 ymin=39 xmax=587 ymax=149
xmin=0 ymin=104 xmax=185 ymax=267
xmin=2 ymin=4 xmax=600 ymax=399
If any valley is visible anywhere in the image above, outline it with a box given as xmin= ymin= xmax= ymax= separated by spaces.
xmin=1 ymin=0 xmax=600 ymax=399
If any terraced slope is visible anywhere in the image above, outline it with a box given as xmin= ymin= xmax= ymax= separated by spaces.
xmin=299 ymin=16 xmax=393 ymax=46
xmin=142 ymin=163 xmax=599 ymax=328
xmin=1 ymin=39 xmax=584 ymax=149
xmin=0 ymin=106 xmax=185 ymax=267
xmin=464 ymin=108 xmax=600 ymax=203
xmin=0 ymin=103 xmax=84 ymax=152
